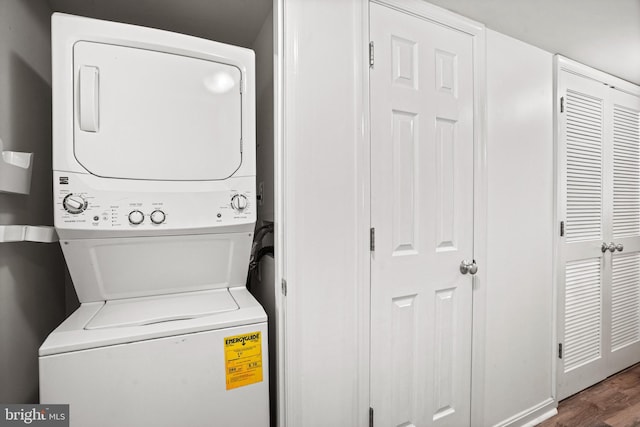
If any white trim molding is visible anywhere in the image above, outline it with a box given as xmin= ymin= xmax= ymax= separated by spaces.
xmin=492 ymin=398 xmax=557 ymax=427
xmin=556 ymin=55 xmax=640 ymax=97
xmin=274 ymin=0 xmax=285 ymax=424
xmin=277 ymin=0 xmax=371 ymax=425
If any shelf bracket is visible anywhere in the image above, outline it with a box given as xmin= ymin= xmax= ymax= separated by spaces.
xmin=0 ymin=137 xmax=34 ymax=195
xmin=0 ymin=225 xmax=58 ymax=243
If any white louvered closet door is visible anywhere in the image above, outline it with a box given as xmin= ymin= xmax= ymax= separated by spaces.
xmin=608 ymin=89 xmax=640 ymax=375
xmin=557 ymin=72 xmax=609 ymax=400
xmin=558 ymin=69 xmax=640 ymax=400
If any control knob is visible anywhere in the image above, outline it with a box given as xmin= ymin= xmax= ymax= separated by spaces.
xmin=231 ymin=194 xmax=248 ymax=212
xmin=63 ymin=194 xmax=87 ymax=214
xmin=128 ymin=210 xmax=145 ymax=225
xmin=150 ymin=210 xmax=166 ymax=225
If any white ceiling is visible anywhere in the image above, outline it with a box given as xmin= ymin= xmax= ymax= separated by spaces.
xmin=427 ymin=0 xmax=640 ymax=85
xmin=47 ymin=0 xmax=639 ymax=85
xmin=47 ymin=0 xmax=272 ymax=48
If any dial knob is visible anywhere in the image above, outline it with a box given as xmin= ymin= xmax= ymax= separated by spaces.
xmin=63 ymin=194 xmax=87 ymax=214
xmin=231 ymin=194 xmax=248 ymax=212
xmin=150 ymin=210 xmax=166 ymax=225
xmin=128 ymin=210 xmax=145 ymax=225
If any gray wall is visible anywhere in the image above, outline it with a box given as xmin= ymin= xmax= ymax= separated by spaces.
xmin=0 ymin=0 xmax=65 ymax=403
xmin=253 ymin=8 xmax=274 ymax=223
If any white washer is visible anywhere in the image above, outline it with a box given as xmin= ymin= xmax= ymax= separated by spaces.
xmin=39 ymin=14 xmax=268 ymax=427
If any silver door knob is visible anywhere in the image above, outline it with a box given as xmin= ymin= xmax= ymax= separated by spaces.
xmin=602 ymin=242 xmax=616 ymax=253
xmin=609 ymin=242 xmax=616 ymax=252
xmin=616 ymin=243 xmax=624 ymax=252
xmin=460 ymin=260 xmax=478 ymax=275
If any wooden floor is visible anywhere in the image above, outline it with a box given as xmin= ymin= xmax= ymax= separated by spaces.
xmin=540 ymin=363 xmax=640 ymax=427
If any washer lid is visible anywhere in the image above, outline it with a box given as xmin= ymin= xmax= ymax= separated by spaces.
xmin=73 ymin=41 xmax=243 ymax=181
xmin=39 ymin=288 xmax=266 ymax=356
xmin=85 ymin=289 xmax=238 ymax=330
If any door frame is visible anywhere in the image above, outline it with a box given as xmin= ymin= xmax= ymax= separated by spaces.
xmin=275 ymin=0 xmax=486 ymax=425
xmin=275 ymin=0 xmax=373 ymax=426
xmin=554 ymin=55 xmax=640 ymax=401
xmin=367 ymin=0 xmax=487 ymax=424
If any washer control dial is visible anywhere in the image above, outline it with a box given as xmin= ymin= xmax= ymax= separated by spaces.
xmin=128 ymin=210 xmax=145 ymax=225
xmin=150 ymin=210 xmax=166 ymax=225
xmin=230 ymin=194 xmax=249 ymax=212
xmin=63 ymin=194 xmax=88 ymax=214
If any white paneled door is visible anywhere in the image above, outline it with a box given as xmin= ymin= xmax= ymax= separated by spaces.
xmin=370 ymin=3 xmax=475 ymax=426
xmin=557 ymin=66 xmax=640 ymax=400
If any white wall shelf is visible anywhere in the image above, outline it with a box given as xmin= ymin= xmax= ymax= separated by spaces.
xmin=0 ymin=137 xmax=34 ymax=195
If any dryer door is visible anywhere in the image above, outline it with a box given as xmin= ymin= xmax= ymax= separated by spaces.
xmin=73 ymin=41 xmax=242 ymax=181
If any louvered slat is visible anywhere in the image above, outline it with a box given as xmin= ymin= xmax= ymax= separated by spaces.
xmin=613 ymin=105 xmax=640 ymax=238
xmin=565 ymin=90 xmax=603 ymax=242
xmin=565 ymin=259 xmax=602 ymax=372
xmin=611 ymin=253 xmax=640 ymax=351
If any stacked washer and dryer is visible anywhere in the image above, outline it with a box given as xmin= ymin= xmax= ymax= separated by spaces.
xmin=39 ymin=13 xmax=269 ymax=427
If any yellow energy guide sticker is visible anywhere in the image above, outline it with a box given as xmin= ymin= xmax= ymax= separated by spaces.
xmin=224 ymin=331 xmax=263 ymax=390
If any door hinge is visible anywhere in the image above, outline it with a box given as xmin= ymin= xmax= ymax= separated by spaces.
xmin=370 ymin=227 xmax=375 ymax=251
xmin=560 ymin=96 xmax=564 ymax=113
xmin=558 ymin=343 xmax=563 ymax=359
xmin=369 ymin=41 xmax=375 ymax=68
xmin=281 ymin=279 xmax=287 ymax=296
xmin=369 ymin=407 xmax=374 ymax=427
xmin=560 ymin=221 xmax=565 ymax=237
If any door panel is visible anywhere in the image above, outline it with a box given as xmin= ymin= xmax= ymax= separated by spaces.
xmin=611 ymin=253 xmax=640 ymax=352
xmin=73 ymin=41 xmax=243 ymax=181
xmin=608 ymin=89 xmax=640 ymax=374
xmin=612 ymin=102 xmax=640 ymax=239
xmin=563 ymin=258 xmax=603 ymax=372
xmin=558 ymin=69 xmax=640 ymax=399
xmin=370 ymin=3 xmax=474 ymax=426
xmin=564 ymin=88 xmax=605 ymax=244
xmin=557 ymin=72 xmax=609 ymax=399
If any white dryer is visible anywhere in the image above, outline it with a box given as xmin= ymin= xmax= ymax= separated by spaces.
xmin=39 ymin=14 xmax=268 ymax=427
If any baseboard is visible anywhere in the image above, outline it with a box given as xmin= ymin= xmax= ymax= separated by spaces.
xmin=492 ymin=398 xmax=557 ymax=427
xmin=521 ymin=408 xmax=558 ymax=427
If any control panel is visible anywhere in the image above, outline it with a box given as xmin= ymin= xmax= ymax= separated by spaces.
xmin=54 ymin=172 xmax=255 ymax=232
